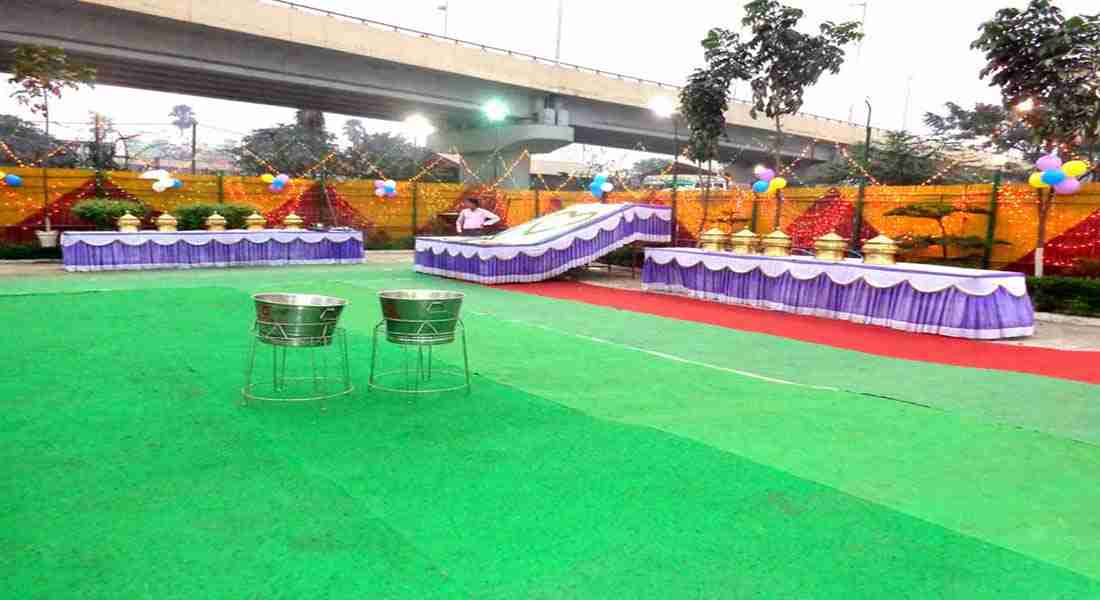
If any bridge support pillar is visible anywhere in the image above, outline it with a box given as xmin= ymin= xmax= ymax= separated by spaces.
xmin=428 ymin=124 xmax=573 ymax=189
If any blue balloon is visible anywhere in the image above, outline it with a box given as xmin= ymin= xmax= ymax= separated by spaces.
xmin=171 ymin=179 xmax=183 ymax=189
xmin=593 ymin=175 xmax=607 ymax=186
xmin=4 ymin=174 xmax=22 ymax=187
xmin=1041 ymin=169 xmax=1066 ymax=185
xmin=752 ymin=180 xmax=770 ymax=193
xmin=271 ymin=181 xmax=284 ymax=192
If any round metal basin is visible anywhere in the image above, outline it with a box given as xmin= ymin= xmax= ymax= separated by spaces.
xmin=253 ymin=293 xmax=348 ymax=347
xmin=378 ymin=289 xmax=464 ymax=345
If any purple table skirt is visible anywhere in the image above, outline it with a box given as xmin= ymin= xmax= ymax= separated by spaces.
xmin=642 ymin=259 xmax=1034 ymax=339
xmin=415 ymin=213 xmax=670 ymax=284
xmin=63 ymin=239 xmax=364 ymax=272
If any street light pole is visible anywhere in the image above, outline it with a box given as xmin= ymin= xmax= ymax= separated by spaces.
xmin=847 ymin=1 xmax=869 ymax=123
xmin=438 ymin=2 xmax=449 ymax=37
xmin=554 ymin=0 xmax=564 ymax=62
xmin=851 ymin=98 xmax=872 ymax=251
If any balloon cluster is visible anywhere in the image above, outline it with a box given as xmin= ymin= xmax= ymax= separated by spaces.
xmin=261 ymin=173 xmax=291 ymax=192
xmin=0 ymin=171 xmax=22 ymax=187
xmin=589 ymin=173 xmax=614 ymax=199
xmin=1028 ymin=154 xmax=1088 ymax=195
xmin=374 ymin=179 xmax=397 ymax=198
xmin=751 ymin=166 xmax=787 ymax=194
xmin=140 ymin=169 xmax=182 ymax=192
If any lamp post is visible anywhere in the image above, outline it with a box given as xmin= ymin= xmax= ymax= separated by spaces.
xmin=483 ymin=99 xmax=508 ymax=183
xmin=851 ymin=97 xmax=872 ymax=251
xmin=649 ymin=97 xmax=680 ymax=244
xmin=437 ymin=2 xmax=449 ymax=36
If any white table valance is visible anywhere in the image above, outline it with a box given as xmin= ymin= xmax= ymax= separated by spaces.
xmin=61 ymin=229 xmax=363 ymax=247
xmin=645 ymin=248 xmax=1027 ymax=297
xmin=416 ymin=204 xmax=671 ymax=260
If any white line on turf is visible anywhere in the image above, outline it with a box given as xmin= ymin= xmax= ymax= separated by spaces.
xmin=463 ymin=309 xmax=841 ymax=392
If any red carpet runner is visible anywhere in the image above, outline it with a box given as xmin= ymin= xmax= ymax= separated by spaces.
xmin=498 ymin=281 xmax=1100 ymax=385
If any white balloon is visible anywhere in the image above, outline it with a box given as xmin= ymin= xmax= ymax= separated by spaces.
xmin=374 ymin=188 xmax=386 ymax=197
xmin=601 ymin=182 xmax=614 ymax=193
xmin=140 ymin=169 xmax=170 ymax=180
xmin=385 ymin=179 xmax=397 ymax=188
xmin=152 ymin=180 xmax=169 ymax=192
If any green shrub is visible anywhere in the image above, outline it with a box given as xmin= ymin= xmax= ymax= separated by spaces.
xmin=71 ymin=199 xmax=147 ymax=230
xmin=365 ymin=235 xmax=413 ymax=250
xmin=1027 ymin=276 xmax=1100 ymax=318
xmin=174 ymin=203 xmax=259 ymax=230
xmin=0 ymin=244 xmax=62 ymax=260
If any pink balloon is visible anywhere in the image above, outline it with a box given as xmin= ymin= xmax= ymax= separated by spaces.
xmin=758 ymin=168 xmax=775 ymax=182
xmin=374 ymin=179 xmax=385 ymax=188
xmin=374 ymin=188 xmax=386 ymax=197
xmin=1035 ymin=154 xmax=1062 ymax=172
xmin=1053 ymin=176 xmax=1081 ymax=195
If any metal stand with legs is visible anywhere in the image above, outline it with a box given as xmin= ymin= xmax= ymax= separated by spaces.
xmin=241 ymin=325 xmax=353 ymax=410
xmin=368 ymin=319 xmax=471 ymax=395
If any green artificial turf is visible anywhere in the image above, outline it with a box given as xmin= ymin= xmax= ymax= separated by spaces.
xmin=2 ymin=265 xmax=1100 ymax=597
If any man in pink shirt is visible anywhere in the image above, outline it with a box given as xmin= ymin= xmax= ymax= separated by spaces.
xmin=456 ymin=197 xmax=501 ymax=236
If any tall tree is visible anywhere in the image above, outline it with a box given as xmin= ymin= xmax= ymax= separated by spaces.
xmin=338 ymin=129 xmax=436 ymax=181
xmin=808 ymin=130 xmax=986 ymax=186
xmin=8 ymin=45 xmax=95 ymax=235
xmin=232 ymin=117 xmax=336 ymax=177
xmin=169 ymin=104 xmax=197 ymax=137
xmin=925 ymin=102 xmax=1042 ymax=166
xmin=0 ymin=114 xmax=76 ymax=168
xmin=971 ymin=0 xmax=1100 ymax=275
xmin=680 ymin=0 xmax=862 ymax=228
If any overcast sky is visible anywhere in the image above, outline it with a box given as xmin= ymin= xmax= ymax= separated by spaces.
xmin=1 ymin=0 xmax=1096 ymax=165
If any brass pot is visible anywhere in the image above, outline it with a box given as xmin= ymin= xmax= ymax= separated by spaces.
xmin=245 ymin=212 xmax=266 ymax=231
xmin=117 ymin=211 xmax=141 ymax=233
xmin=155 ymin=213 xmax=178 ymax=232
xmin=813 ymin=232 xmax=848 ymax=262
xmin=861 ymin=234 xmax=899 ymax=265
xmin=762 ymin=230 xmax=791 ymax=257
xmin=205 ymin=212 xmax=227 ymax=232
xmin=699 ymin=227 xmax=729 ymax=251
xmin=729 ymin=228 xmax=759 ymax=254
xmin=283 ymin=212 xmax=304 ymax=230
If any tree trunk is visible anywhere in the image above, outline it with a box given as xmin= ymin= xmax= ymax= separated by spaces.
xmin=1035 ymin=188 xmax=1050 ymax=277
xmin=771 ymin=116 xmax=785 ymax=231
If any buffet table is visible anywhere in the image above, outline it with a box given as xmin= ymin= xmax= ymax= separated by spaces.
xmin=642 ymin=248 xmax=1033 ymax=339
xmin=61 ymin=230 xmax=364 ymax=272
xmin=416 ymin=203 xmax=671 ymax=284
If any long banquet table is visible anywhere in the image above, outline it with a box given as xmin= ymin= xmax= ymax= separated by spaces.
xmin=642 ymin=247 xmax=1034 ymax=339
xmin=61 ymin=230 xmax=364 ymax=272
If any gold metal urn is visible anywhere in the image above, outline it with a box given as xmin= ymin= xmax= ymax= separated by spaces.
xmin=283 ymin=212 xmax=304 ymax=230
xmin=762 ymin=229 xmax=792 ymax=257
xmin=245 ymin=212 xmax=266 ymax=231
xmin=699 ymin=227 xmax=729 ymax=251
xmin=117 ymin=211 xmax=141 ymax=233
xmin=205 ymin=212 xmax=227 ymax=232
xmin=813 ymin=232 xmax=848 ymax=262
xmin=861 ymin=234 xmax=899 ymax=265
xmin=729 ymin=228 xmax=759 ymax=255
xmin=155 ymin=212 xmax=178 ymax=232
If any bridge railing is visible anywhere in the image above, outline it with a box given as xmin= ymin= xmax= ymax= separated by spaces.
xmin=258 ymin=0 xmax=880 ymax=133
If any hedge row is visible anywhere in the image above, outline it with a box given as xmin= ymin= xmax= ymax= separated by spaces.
xmin=1027 ymin=276 xmax=1100 ymax=318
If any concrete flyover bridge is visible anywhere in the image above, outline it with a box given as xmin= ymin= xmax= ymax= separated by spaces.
xmin=0 ymin=0 xmax=884 ymax=187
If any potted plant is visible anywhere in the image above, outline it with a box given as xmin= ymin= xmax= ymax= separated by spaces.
xmin=7 ymin=45 xmax=96 ymax=247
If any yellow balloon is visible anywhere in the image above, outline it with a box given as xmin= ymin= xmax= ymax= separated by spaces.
xmin=1062 ymin=160 xmax=1089 ymax=178
xmin=260 ymin=173 xmax=275 ymax=183
xmin=772 ymin=177 xmax=788 ymax=190
xmin=767 ymin=179 xmax=780 ymax=193
xmin=1028 ymin=172 xmax=1050 ymax=188
xmin=0 ymin=171 xmax=5 ymax=179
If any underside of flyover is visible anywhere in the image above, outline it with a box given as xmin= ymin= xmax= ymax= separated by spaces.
xmin=0 ymin=0 xmax=834 ymax=170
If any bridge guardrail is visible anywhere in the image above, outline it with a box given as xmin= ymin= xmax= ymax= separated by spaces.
xmin=259 ymin=0 xmax=883 ymax=134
